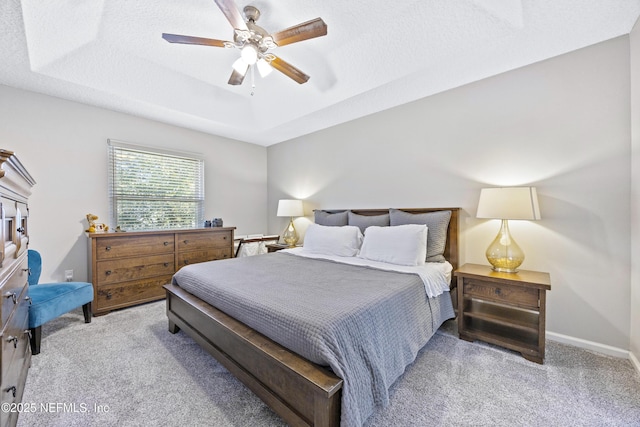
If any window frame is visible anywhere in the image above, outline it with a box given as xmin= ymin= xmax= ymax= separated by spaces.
xmin=107 ymin=139 xmax=205 ymax=231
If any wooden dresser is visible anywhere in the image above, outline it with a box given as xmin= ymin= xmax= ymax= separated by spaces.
xmin=88 ymin=227 xmax=235 ymax=315
xmin=0 ymin=150 xmax=35 ymax=427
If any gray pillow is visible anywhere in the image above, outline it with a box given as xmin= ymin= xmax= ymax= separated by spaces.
xmin=314 ymin=210 xmax=348 ymax=226
xmin=348 ymin=211 xmax=390 ymax=234
xmin=389 ymin=209 xmax=452 ymax=262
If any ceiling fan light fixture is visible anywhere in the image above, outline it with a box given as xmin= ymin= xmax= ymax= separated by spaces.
xmin=162 ymin=2 xmax=327 ymax=86
xmin=240 ymin=44 xmax=258 ymax=65
xmin=257 ymin=58 xmax=273 ymax=77
xmin=232 ymin=57 xmax=248 ymax=75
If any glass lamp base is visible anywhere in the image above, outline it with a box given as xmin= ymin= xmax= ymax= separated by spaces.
xmin=282 ymin=217 xmax=299 ymax=247
xmin=486 ymin=219 xmax=524 ymax=273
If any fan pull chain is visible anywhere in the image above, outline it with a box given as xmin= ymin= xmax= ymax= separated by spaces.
xmin=250 ymin=65 xmax=256 ymax=96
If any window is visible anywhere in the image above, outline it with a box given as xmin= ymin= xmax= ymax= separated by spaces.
xmin=108 ymin=140 xmax=204 ymax=231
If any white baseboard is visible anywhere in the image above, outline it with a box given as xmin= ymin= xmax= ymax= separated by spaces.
xmin=630 ymin=350 xmax=640 ymax=375
xmin=546 ymin=331 xmax=629 ymax=359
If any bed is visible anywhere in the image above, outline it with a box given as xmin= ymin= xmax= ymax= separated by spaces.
xmin=164 ymin=208 xmax=459 ymax=427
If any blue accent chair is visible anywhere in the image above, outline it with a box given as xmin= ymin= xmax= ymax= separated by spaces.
xmin=27 ymin=250 xmax=94 ymax=355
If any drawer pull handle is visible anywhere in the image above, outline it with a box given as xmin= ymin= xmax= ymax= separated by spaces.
xmin=3 ymin=292 xmax=17 ymax=304
xmin=163 ymin=262 xmax=169 ymax=267
xmin=495 ymin=288 xmax=501 ymax=295
xmin=6 ymin=336 xmax=18 ymax=348
xmin=106 ymin=292 xmax=112 ymax=300
xmin=164 ymin=241 xmax=170 ymax=246
xmin=105 ymin=246 xmax=112 ymax=251
xmin=223 ymin=236 xmax=227 ymax=240
xmin=25 ymin=330 xmax=31 ymax=339
xmin=184 ymin=260 xmax=190 ymax=265
xmin=105 ymin=270 xmax=112 ymax=276
xmin=183 ymin=240 xmax=189 ymax=244
xmin=25 ymin=296 xmax=32 ymax=305
xmin=5 ymin=386 xmax=16 ymax=398
xmin=23 ymin=267 xmax=31 ymax=275
xmin=17 ymin=227 xmax=25 ymax=234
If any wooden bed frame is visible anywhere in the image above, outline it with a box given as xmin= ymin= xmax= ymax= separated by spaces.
xmin=164 ymin=208 xmax=459 ymax=427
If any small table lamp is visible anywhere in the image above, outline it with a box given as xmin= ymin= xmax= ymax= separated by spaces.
xmin=476 ymin=187 xmax=541 ymax=273
xmin=277 ymin=199 xmax=304 ymax=247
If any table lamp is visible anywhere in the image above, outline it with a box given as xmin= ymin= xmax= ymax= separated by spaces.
xmin=277 ymin=199 xmax=304 ymax=247
xmin=476 ymin=187 xmax=541 ymax=273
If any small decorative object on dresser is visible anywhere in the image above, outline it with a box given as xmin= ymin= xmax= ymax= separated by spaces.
xmin=88 ymin=227 xmax=235 ymax=316
xmin=0 ymin=149 xmax=35 ymax=427
xmin=455 ymin=263 xmax=551 ymax=364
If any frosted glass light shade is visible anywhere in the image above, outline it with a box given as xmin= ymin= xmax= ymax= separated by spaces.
xmin=232 ymin=57 xmax=248 ymax=74
xmin=240 ymin=44 xmax=258 ymax=65
xmin=257 ymin=58 xmax=273 ymax=77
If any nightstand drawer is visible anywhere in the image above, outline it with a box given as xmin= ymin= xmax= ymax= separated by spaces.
xmin=464 ymin=279 xmax=539 ymax=310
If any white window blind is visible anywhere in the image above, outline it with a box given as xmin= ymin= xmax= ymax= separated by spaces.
xmin=108 ymin=140 xmax=204 ymax=231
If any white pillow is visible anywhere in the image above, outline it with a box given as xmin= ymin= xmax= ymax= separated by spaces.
xmin=358 ymin=224 xmax=428 ymax=266
xmin=302 ymin=224 xmax=363 ymax=257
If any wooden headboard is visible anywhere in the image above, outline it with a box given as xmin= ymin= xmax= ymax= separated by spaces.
xmin=319 ymin=207 xmax=460 ymax=271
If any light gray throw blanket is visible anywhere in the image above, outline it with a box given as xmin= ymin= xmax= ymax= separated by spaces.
xmin=172 ymin=252 xmax=454 ymax=426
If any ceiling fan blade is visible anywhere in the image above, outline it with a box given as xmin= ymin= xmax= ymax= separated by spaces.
xmin=271 ymin=18 xmax=327 ymax=47
xmin=214 ymin=0 xmax=248 ymax=30
xmin=270 ymin=56 xmax=310 ymax=84
xmin=162 ymin=33 xmax=228 ymax=47
xmin=228 ymin=66 xmax=248 ymax=85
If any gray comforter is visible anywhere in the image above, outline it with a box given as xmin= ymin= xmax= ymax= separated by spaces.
xmin=172 ymin=252 xmax=454 ymax=426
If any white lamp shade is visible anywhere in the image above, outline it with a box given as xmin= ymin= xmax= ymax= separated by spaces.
xmin=277 ymin=199 xmax=304 ymax=217
xmin=476 ymin=187 xmax=541 ymax=220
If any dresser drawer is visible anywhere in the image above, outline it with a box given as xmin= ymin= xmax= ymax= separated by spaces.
xmin=0 ymin=258 xmax=28 ymax=326
xmin=0 ymin=335 xmax=29 ymax=427
xmin=95 ymin=235 xmax=174 ymax=260
xmin=464 ymin=279 xmax=539 ymax=310
xmin=95 ymin=254 xmax=174 ymax=285
xmin=177 ymin=248 xmax=231 ymax=269
xmin=95 ymin=275 xmax=172 ymax=311
xmin=1 ymin=287 xmax=29 ymax=385
xmin=176 ymin=231 xmax=232 ymax=251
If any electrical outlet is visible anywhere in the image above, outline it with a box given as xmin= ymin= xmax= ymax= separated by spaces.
xmin=64 ymin=270 xmax=73 ymax=282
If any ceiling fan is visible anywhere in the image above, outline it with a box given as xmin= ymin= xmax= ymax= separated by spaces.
xmin=162 ymin=0 xmax=327 ymax=86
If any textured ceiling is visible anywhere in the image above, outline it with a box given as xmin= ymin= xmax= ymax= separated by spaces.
xmin=2 ymin=0 xmax=640 ymax=146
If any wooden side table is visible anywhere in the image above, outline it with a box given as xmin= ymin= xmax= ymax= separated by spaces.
xmin=455 ymin=263 xmax=551 ymax=364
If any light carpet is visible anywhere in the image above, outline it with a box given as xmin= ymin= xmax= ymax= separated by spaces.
xmin=16 ymin=301 xmax=640 ymax=427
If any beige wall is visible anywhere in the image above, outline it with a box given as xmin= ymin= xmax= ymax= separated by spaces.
xmin=1 ymin=84 xmax=268 ymax=283
xmin=631 ymin=19 xmax=640 ymax=365
xmin=268 ymin=36 xmax=632 ymax=351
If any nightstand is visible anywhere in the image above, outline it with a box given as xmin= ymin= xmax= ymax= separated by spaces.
xmin=455 ymin=263 xmax=551 ymax=364
xmin=265 ymin=243 xmax=292 ymax=253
